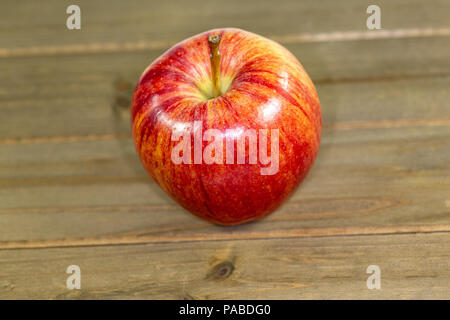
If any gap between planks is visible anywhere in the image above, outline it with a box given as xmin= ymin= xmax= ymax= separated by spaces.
xmin=0 ymin=28 xmax=449 ymax=58
xmin=0 ymin=225 xmax=449 ymax=251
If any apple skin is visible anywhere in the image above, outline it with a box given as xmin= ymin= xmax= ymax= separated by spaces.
xmin=131 ymin=28 xmax=321 ymax=225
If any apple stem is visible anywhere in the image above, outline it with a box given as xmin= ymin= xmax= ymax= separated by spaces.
xmin=208 ymin=34 xmax=221 ymax=98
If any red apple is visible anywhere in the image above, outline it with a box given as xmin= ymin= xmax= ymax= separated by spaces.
xmin=131 ymin=28 xmax=321 ymax=225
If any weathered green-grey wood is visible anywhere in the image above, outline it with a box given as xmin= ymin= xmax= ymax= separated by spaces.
xmin=0 ymin=72 xmax=449 ymax=246
xmin=0 ymin=0 xmax=449 ymax=299
xmin=1 ymin=0 xmax=449 ymax=49
xmin=0 ymin=123 xmax=449 ymax=246
xmin=0 ymin=37 xmax=449 ymax=140
xmin=0 ymin=233 xmax=448 ymax=299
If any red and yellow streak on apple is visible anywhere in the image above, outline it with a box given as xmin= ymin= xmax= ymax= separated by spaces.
xmin=131 ymin=28 xmax=321 ymax=225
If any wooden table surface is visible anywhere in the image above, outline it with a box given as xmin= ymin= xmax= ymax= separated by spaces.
xmin=0 ymin=0 xmax=449 ymax=299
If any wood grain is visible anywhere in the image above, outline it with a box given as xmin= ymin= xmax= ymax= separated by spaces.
xmin=0 ymin=37 xmax=449 ymax=140
xmin=1 ymin=73 xmax=449 ymax=246
xmin=0 ymin=233 xmax=448 ymax=299
xmin=1 ymin=0 xmax=449 ymax=49
xmin=0 ymin=121 xmax=449 ymax=246
xmin=0 ymin=0 xmax=449 ymax=299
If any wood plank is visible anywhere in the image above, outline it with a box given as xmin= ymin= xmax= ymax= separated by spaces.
xmin=0 ymin=232 xmax=448 ymax=299
xmin=0 ymin=119 xmax=449 ymax=246
xmin=0 ymin=37 xmax=449 ymax=140
xmin=1 ymin=0 xmax=449 ymax=50
xmin=1 ymin=0 xmax=449 ymax=301
xmin=1 ymin=65 xmax=449 ymax=245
